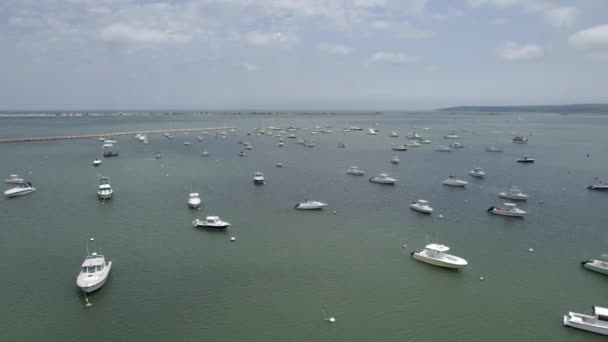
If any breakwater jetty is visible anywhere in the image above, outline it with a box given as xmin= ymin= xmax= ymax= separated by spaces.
xmin=0 ymin=127 xmax=234 ymax=143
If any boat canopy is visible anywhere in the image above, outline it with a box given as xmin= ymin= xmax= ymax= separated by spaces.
xmin=206 ymin=216 xmax=219 ymax=220
xmin=417 ymin=200 xmax=429 ymax=204
xmin=425 ymin=243 xmax=450 ymax=252
xmin=594 ymin=307 xmax=608 ymax=318
xmin=82 ymin=255 xmax=105 ymax=267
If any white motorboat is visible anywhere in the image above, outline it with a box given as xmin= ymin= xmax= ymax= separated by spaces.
xmin=389 ymin=131 xmax=399 ymax=137
xmin=342 ymin=128 xmax=351 ymax=132
xmin=244 ymin=144 xmax=253 ymax=150
xmin=97 ymin=176 xmax=113 ymax=200
xmin=338 ymin=143 xmax=347 ymax=148
xmin=4 ymin=182 xmax=36 ymax=198
xmin=410 ymin=200 xmax=433 ymax=214
xmin=102 ymin=143 xmax=113 ymax=148
xmin=76 ymin=239 xmax=112 ymax=293
xmin=406 ymin=132 xmax=422 ymax=140
xmin=278 ymin=142 xmax=284 ymax=147
xmin=366 ymin=128 xmax=379 ymax=135
xmin=288 ymin=134 xmax=297 ymax=138
xmin=349 ymin=126 xmax=363 ymax=131
xmin=369 ymin=173 xmax=397 ymax=185
xmin=513 ymin=136 xmax=528 ymax=144
xmin=188 ymin=193 xmax=201 ymax=208
xmin=469 ymin=168 xmax=485 ymax=178
xmin=392 ymin=145 xmax=408 ymax=151
xmin=485 ymin=146 xmax=503 ymax=152
xmin=305 ymin=141 xmax=315 ymax=147
xmin=564 ymin=306 xmax=608 ymax=336
xmin=411 ymin=243 xmax=468 ymax=269
xmin=588 ymin=180 xmax=608 ymax=191
xmin=253 ymin=172 xmax=265 ymax=184
xmin=93 ymin=158 xmax=102 ymax=166
xmin=420 ymin=139 xmax=432 ymax=144
xmin=442 ymin=176 xmax=468 ymax=187
xmin=346 ymin=166 xmax=365 ymax=176
xmin=444 ymin=133 xmax=459 ymax=139
xmin=192 ymin=216 xmax=231 ymax=229
xmin=184 ymin=142 xmax=192 ymax=146
xmin=499 ymin=186 xmax=528 ymax=200
xmin=487 ymin=202 xmax=527 ymax=217
xmin=405 ymin=141 xmax=420 ymax=147
xmin=5 ymin=174 xmax=24 ymax=184
xmin=295 ymin=200 xmax=328 ymax=210
xmin=390 ymin=155 xmax=399 ymax=164
xmin=449 ymin=142 xmax=464 ymax=149
xmin=163 ymin=133 xmax=173 ymax=139
xmin=201 ymin=151 xmax=209 ymax=157
xmin=582 ymin=258 xmax=608 ymax=275
xmin=275 ymin=162 xmax=284 ymax=168
xmin=104 ymin=139 xmax=117 ymax=144
xmin=196 ymin=136 xmax=204 ymax=142
xmin=435 ymin=145 xmax=451 ymax=152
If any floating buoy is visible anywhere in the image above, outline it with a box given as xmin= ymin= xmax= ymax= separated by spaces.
xmin=230 ymin=237 xmax=236 ymax=242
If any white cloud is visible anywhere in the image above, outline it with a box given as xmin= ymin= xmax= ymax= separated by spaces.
xmin=245 ymin=31 xmax=298 ymax=48
xmin=544 ymin=7 xmax=578 ymax=27
xmin=317 ymin=43 xmax=352 ymax=55
xmin=371 ymin=52 xmax=420 ymax=65
xmin=370 ymin=20 xmax=432 ymax=39
xmin=100 ymin=23 xmax=191 ymax=44
xmin=569 ymin=25 xmax=608 ymax=49
xmin=498 ymin=42 xmax=543 ymax=61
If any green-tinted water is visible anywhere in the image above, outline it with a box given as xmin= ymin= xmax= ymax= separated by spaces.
xmin=0 ymin=113 xmax=607 ymax=341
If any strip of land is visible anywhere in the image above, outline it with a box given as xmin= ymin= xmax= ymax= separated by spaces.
xmin=0 ymin=127 xmax=234 ymax=143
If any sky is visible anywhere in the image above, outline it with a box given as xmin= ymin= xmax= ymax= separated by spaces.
xmin=1 ymin=0 xmax=607 ymax=111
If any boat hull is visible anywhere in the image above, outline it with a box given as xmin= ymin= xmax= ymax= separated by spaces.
xmin=98 ymin=191 xmax=113 ymax=200
xmin=410 ymin=205 xmax=433 ymax=214
xmin=369 ymin=178 xmax=396 ymax=185
xmin=564 ymin=314 xmax=608 ymax=336
xmin=487 ymin=207 xmax=526 ymax=217
xmin=412 ymin=252 xmax=467 ymax=269
xmin=4 ymin=188 xmax=35 ymax=198
xmin=583 ymin=260 xmax=608 ymax=275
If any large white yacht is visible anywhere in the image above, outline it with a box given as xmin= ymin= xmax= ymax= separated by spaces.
xmin=253 ymin=172 xmax=265 ymax=184
xmin=499 ymin=186 xmax=528 ymax=200
xmin=295 ymin=200 xmax=328 ymax=210
xmin=97 ymin=176 xmax=113 ymax=200
xmin=369 ymin=173 xmax=397 ymax=185
xmin=487 ymin=203 xmax=527 ymax=217
xmin=411 ymin=243 xmax=468 ymax=269
xmin=410 ymin=200 xmax=433 ymax=214
xmin=582 ymin=258 xmax=608 ymax=275
xmin=442 ymin=176 xmax=468 ymax=187
xmin=564 ymin=306 xmax=608 ymax=336
xmin=188 ymin=193 xmax=201 ymax=208
xmin=5 ymin=174 xmax=24 ymax=184
xmin=346 ymin=166 xmax=365 ymax=176
xmin=192 ymin=216 xmax=231 ymax=229
xmin=76 ymin=239 xmax=112 ymax=293
xmin=4 ymin=182 xmax=36 ymax=198
xmin=469 ymin=168 xmax=485 ymax=178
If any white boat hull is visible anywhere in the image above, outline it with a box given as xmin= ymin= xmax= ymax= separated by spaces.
xmin=583 ymin=260 xmax=608 ymax=275
xmin=77 ymin=262 xmax=112 ymax=293
xmin=412 ymin=252 xmax=467 ymax=269
xmin=488 ymin=207 xmax=526 ymax=217
xmin=98 ymin=191 xmax=113 ymax=199
xmin=564 ymin=313 xmax=608 ymax=336
xmin=410 ymin=204 xmax=433 ymax=214
xmin=499 ymin=193 xmax=528 ymax=201
xmin=4 ymin=188 xmax=36 ymax=197
xmin=188 ymin=199 xmax=201 ymax=208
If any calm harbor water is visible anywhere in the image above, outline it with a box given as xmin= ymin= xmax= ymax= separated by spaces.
xmin=0 ymin=113 xmax=607 ymax=342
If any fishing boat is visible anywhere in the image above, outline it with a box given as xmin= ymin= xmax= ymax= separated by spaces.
xmin=295 ymin=200 xmax=327 ymax=210
xmin=192 ymin=216 xmax=231 ymax=229
xmin=563 ymin=306 xmax=608 ymax=336
xmin=97 ymin=177 xmax=113 ymax=200
xmin=582 ymin=258 xmax=608 ymax=275
xmin=469 ymin=168 xmax=485 ymax=178
xmin=517 ymin=156 xmax=535 ymax=163
xmin=369 ymin=173 xmax=397 ymax=185
xmin=5 ymin=174 xmax=24 ymax=184
xmin=76 ymin=239 xmax=112 ymax=293
xmin=410 ymin=200 xmax=433 ymax=214
xmin=411 ymin=243 xmax=468 ymax=269
xmin=499 ymin=186 xmax=528 ymax=200
xmin=442 ymin=176 xmax=468 ymax=187
xmin=487 ymin=203 xmax=527 ymax=217
xmin=4 ymin=182 xmax=36 ymax=198
xmin=346 ymin=166 xmax=365 ymax=176
xmin=188 ymin=193 xmax=201 ymax=208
